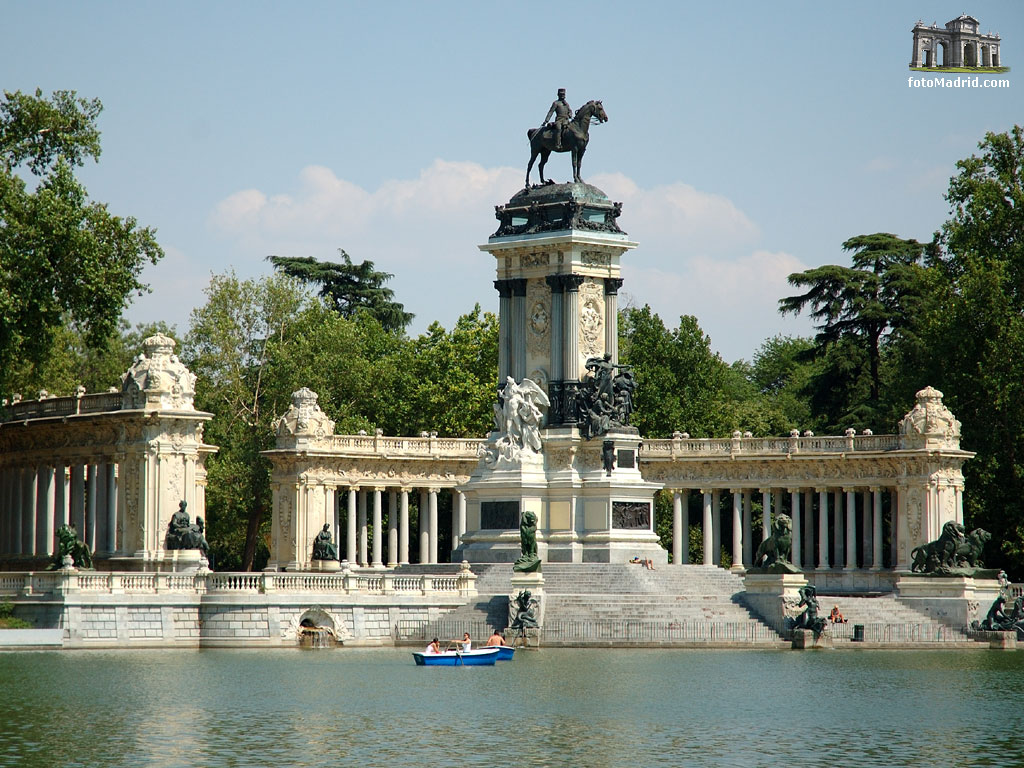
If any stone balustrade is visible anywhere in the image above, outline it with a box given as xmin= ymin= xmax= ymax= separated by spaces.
xmin=0 ymin=567 xmax=477 ymax=598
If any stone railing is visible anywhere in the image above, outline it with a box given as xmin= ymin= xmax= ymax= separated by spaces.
xmin=640 ymin=432 xmax=902 ymax=459
xmin=1 ymin=391 xmax=124 ymax=423
xmin=288 ymin=432 xmax=484 ymax=459
xmin=0 ymin=568 xmax=478 ymax=598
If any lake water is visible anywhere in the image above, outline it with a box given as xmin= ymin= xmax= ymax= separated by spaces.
xmin=2 ymin=647 xmax=1023 ymax=767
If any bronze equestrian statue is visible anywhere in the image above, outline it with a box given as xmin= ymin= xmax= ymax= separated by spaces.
xmin=527 ymin=95 xmax=608 ymax=186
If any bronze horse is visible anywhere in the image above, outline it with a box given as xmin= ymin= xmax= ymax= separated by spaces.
xmin=526 ymin=100 xmax=607 ymax=186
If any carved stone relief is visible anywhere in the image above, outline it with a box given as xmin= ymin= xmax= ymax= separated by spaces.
xmin=579 ymin=278 xmax=604 ymax=359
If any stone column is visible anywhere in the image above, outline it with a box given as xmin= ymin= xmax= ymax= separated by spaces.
xmin=0 ymin=470 xmax=8 ymax=555
xmin=428 ymin=489 xmax=439 ymax=564
xmin=70 ymin=464 xmax=85 ymax=538
xmin=803 ymin=489 xmax=814 ymax=566
xmin=760 ymin=488 xmax=771 ymax=541
xmin=563 ymin=275 xmax=584 ymax=380
xmin=495 ymin=280 xmax=513 ymax=382
xmin=742 ymin=492 xmax=752 ymax=567
xmin=85 ymin=464 xmax=99 ymax=552
xmin=672 ymin=490 xmax=686 ymax=565
xmin=832 ymin=490 xmax=844 ymax=568
xmin=346 ymin=487 xmax=357 ymax=564
xmin=871 ymin=487 xmax=883 ymax=570
xmin=731 ymin=490 xmax=742 ymax=569
xmin=39 ymin=467 xmax=55 ymax=557
xmin=844 ymin=488 xmax=857 ymax=570
xmin=388 ymin=489 xmax=398 ymax=567
xmin=546 ymin=275 xmax=564 ymax=382
xmin=817 ymin=488 xmax=829 ymax=569
xmin=454 ymin=490 xmax=466 ymax=553
xmin=23 ymin=468 xmax=37 ymax=555
xmin=399 ymin=489 xmax=410 ymax=565
xmin=789 ymin=488 xmax=801 ymax=569
xmin=371 ymin=487 xmax=383 ymax=568
xmin=419 ymin=489 xmax=429 ymax=564
xmin=510 ymin=278 xmax=527 ymax=382
xmin=711 ymin=489 xmax=721 ymax=566
xmin=12 ymin=468 xmax=23 ymax=555
xmin=604 ymin=278 xmax=624 ymax=363
xmin=357 ymin=490 xmax=368 ymax=566
xmin=702 ymin=490 xmax=713 ymax=566
xmin=105 ymin=463 xmax=117 ymax=554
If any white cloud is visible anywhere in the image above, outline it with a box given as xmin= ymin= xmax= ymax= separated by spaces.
xmin=192 ymin=161 xmax=800 ymax=360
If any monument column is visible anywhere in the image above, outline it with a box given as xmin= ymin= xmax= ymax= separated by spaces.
xmin=701 ymin=490 xmax=713 ymax=566
xmin=546 ymin=276 xmax=564 ymax=382
xmin=672 ymin=490 xmax=686 ymax=565
xmin=453 ymin=490 xmax=466 ymax=553
xmin=789 ymin=488 xmax=801 ymax=569
xmin=372 ymin=487 xmax=384 ymax=568
xmin=105 ymin=463 xmax=117 ymax=554
xmin=23 ymin=468 xmax=36 ymax=555
xmin=833 ymin=490 xmax=844 ymax=568
xmin=817 ymin=487 xmax=829 ymax=569
xmin=387 ymin=489 xmax=398 ymax=567
xmin=563 ymin=275 xmax=585 ymax=380
xmin=510 ymin=278 xmax=527 ymax=381
xmin=12 ymin=468 xmax=23 ymax=555
xmin=40 ymin=467 xmax=55 ymax=557
xmin=419 ymin=489 xmax=429 ymax=564
xmin=871 ymin=487 xmax=883 ymax=570
xmin=742 ymin=491 xmax=752 ymax=567
xmin=399 ymin=489 xmax=410 ymax=565
xmin=346 ymin=487 xmax=357 ymax=563
xmin=731 ymin=490 xmax=742 ymax=570
xmin=712 ymin=489 xmax=721 ymax=566
xmin=604 ymin=278 xmax=624 ymax=363
xmin=358 ymin=489 xmax=368 ymax=566
xmin=494 ymin=280 xmax=513 ymax=382
xmin=86 ymin=464 xmax=98 ymax=551
xmin=428 ymin=489 xmax=439 ymax=564
xmin=803 ymin=489 xmax=814 ymax=566
xmin=760 ymin=489 xmax=771 ymax=541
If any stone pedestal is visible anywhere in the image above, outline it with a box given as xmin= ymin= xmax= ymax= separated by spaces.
xmin=742 ymin=571 xmax=809 ymax=635
xmin=895 ymin=572 xmax=1002 ymax=626
xmin=109 ymin=549 xmax=209 ymax=573
xmin=508 ymin=571 xmax=544 ymax=646
xmin=791 ymin=628 xmax=833 ymax=649
xmin=309 ymin=559 xmax=341 ymax=572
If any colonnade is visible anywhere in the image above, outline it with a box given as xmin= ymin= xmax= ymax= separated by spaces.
xmin=0 ymin=460 xmax=118 ymax=559
xmin=333 ymin=486 xmax=467 ymax=567
xmin=668 ymin=486 xmax=897 ymax=570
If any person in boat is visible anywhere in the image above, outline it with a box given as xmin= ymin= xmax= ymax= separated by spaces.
xmin=461 ymin=632 xmax=472 ymax=652
xmin=424 ymin=637 xmax=441 ymax=654
xmin=486 ymin=630 xmax=506 ymax=647
xmin=829 ymin=605 xmax=847 ymax=623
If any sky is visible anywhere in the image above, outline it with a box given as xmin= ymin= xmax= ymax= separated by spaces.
xmin=3 ymin=1 xmax=1020 ymax=363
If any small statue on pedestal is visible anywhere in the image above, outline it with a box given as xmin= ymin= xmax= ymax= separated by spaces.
xmin=311 ymin=523 xmax=339 ymax=561
xmin=513 ymin=511 xmax=541 ymax=573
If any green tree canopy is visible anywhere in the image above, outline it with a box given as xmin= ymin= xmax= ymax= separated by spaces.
xmin=268 ymin=250 xmax=413 ymax=333
xmin=0 ymin=89 xmax=162 ymax=397
xmin=779 ymin=233 xmax=928 ymax=430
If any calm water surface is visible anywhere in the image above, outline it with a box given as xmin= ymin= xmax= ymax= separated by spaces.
xmin=2 ymin=647 xmax=1023 ymax=767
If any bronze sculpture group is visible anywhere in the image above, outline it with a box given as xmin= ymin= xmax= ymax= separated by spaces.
xmin=164 ymin=500 xmax=213 ymax=567
xmin=910 ymin=520 xmax=990 ymax=574
xmin=48 ymin=524 xmax=93 ymax=570
xmin=579 ymin=353 xmax=636 ymax=440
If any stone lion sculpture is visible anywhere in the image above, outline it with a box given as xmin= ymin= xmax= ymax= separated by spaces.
xmin=752 ymin=514 xmax=793 ymax=568
xmin=910 ymin=521 xmax=989 ymax=573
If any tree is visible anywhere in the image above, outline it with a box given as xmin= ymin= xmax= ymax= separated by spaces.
xmin=268 ymin=251 xmax=413 ymax=333
xmin=912 ymin=126 xmax=1024 ymax=575
xmin=0 ymin=89 xmax=162 ymax=397
xmin=779 ymin=233 xmax=928 ymax=430
xmin=619 ymin=307 xmax=734 ymax=437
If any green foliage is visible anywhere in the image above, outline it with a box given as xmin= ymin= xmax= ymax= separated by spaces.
xmin=908 ymin=126 xmax=1024 ymax=575
xmin=0 ymin=601 xmax=30 ymax=628
xmin=619 ymin=306 xmax=734 ymax=437
xmin=0 ymin=89 xmax=162 ymax=397
xmin=779 ymin=233 xmax=929 ymax=431
xmin=268 ymin=250 xmax=414 ymax=332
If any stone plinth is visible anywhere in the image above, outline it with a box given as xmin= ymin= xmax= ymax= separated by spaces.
xmin=109 ymin=549 xmax=209 ymax=573
xmin=791 ymin=627 xmax=832 ymax=650
xmin=895 ymin=573 xmax=1001 ymax=626
xmin=508 ymin=570 xmax=544 ymax=645
xmin=309 ymin=559 xmax=341 ymax=572
xmin=742 ymin=571 xmax=809 ymax=634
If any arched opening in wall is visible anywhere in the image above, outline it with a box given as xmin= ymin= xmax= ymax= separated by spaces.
xmin=964 ymin=42 xmax=977 ymax=67
xmin=938 ymin=41 xmax=949 ymax=67
xmin=924 ymin=47 xmax=935 ymax=68
xmin=982 ymin=46 xmax=991 ymax=67
xmin=297 ymin=608 xmax=338 ymax=648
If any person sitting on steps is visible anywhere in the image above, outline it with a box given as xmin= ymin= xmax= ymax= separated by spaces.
xmin=629 ymin=556 xmax=655 ymax=570
xmin=829 ymin=605 xmax=847 ymax=623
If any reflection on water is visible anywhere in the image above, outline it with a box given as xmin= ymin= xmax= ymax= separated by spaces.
xmin=1 ymin=648 xmax=1023 ymax=767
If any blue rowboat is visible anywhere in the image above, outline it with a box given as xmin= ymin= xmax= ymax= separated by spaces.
xmin=412 ymin=647 xmax=500 ymax=666
xmin=493 ymin=645 xmax=515 ymax=660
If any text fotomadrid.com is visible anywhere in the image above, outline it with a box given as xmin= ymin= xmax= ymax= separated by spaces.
xmin=908 ymin=76 xmax=1010 ymax=88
